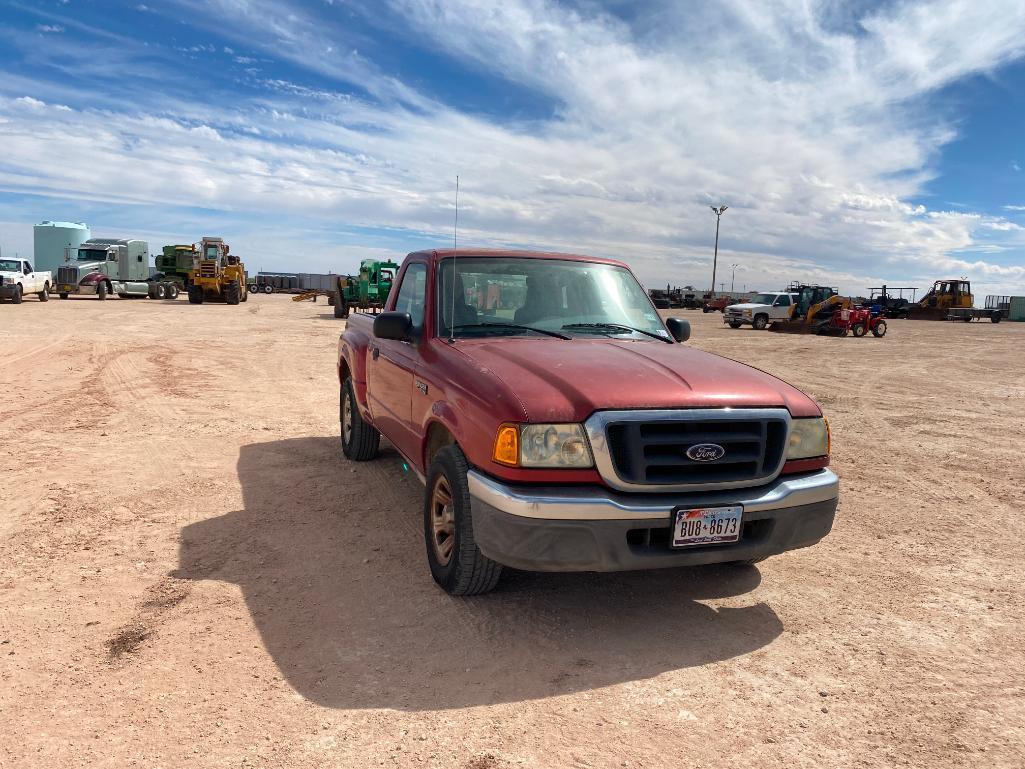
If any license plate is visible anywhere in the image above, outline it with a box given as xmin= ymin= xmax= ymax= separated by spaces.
xmin=671 ymin=505 xmax=743 ymax=548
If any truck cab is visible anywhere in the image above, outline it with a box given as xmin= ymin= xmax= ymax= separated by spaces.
xmin=724 ymin=292 xmax=796 ymax=329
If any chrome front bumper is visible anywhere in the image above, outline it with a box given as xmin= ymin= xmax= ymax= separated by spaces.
xmin=468 ymin=468 xmax=838 ymax=521
xmin=466 ymin=468 xmax=839 ymax=572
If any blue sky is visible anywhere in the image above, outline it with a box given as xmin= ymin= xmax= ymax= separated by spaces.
xmin=0 ymin=0 xmax=1024 ymax=295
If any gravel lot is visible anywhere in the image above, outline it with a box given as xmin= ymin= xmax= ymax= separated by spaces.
xmin=2 ymin=294 xmax=1023 ymax=768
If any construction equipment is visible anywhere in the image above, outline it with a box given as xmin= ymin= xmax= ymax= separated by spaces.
xmin=825 ymin=306 xmax=887 ymax=337
xmin=907 ymin=279 xmax=1002 ymax=322
xmin=330 ymin=258 xmax=399 ymax=318
xmin=769 ymin=283 xmax=852 ymax=334
xmin=155 ymin=244 xmax=198 ymax=290
xmin=867 ymin=285 xmax=918 ymax=319
xmin=187 ymin=237 xmax=248 ymax=305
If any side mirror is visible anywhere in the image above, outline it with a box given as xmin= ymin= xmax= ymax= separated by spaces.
xmin=374 ymin=311 xmax=413 ymax=342
xmin=666 ymin=317 xmax=690 ymax=343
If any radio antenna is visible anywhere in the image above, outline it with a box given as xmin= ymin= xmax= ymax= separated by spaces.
xmin=448 ymin=175 xmax=459 ymax=343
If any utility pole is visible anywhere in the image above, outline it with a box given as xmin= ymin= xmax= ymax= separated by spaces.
xmin=730 ymin=263 xmax=739 ymax=295
xmin=709 ymin=205 xmax=728 ymax=296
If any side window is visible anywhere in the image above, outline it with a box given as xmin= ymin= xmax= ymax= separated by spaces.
xmin=24 ymin=262 xmax=33 ymax=274
xmin=775 ymin=295 xmax=790 ymax=306
xmin=393 ymin=263 xmax=427 ymax=329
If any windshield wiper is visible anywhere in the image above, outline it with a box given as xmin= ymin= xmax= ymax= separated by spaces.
xmin=452 ymin=322 xmax=571 ymax=340
xmin=561 ymin=322 xmax=673 ymax=343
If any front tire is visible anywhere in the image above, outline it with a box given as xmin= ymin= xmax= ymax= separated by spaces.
xmin=59 ymin=292 xmax=69 ymax=300
xmin=187 ymin=285 xmax=204 ymax=304
xmin=97 ymin=282 xmax=108 ymax=301
xmin=226 ymin=281 xmax=241 ymax=305
xmin=727 ymin=320 xmax=742 ymax=329
xmin=11 ymin=285 xmax=23 ymax=304
xmin=872 ymin=320 xmax=887 ymax=338
xmin=340 ymin=377 xmax=380 ymax=460
xmin=38 ymin=283 xmax=49 ymax=302
xmin=991 ymin=313 xmax=1001 ymax=323
xmin=424 ymin=445 xmax=502 ymax=596
xmin=752 ymin=314 xmax=768 ymax=330
xmin=851 ymin=323 xmax=866 ymax=337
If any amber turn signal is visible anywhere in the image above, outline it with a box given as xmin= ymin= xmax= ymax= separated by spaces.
xmin=492 ymin=424 xmax=520 ymax=466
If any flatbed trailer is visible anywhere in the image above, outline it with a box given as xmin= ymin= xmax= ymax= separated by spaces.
xmin=946 ymin=307 xmax=1002 ymax=323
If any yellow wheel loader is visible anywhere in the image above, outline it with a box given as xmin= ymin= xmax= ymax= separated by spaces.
xmin=768 ymin=283 xmax=852 ymax=334
xmin=186 ymin=237 xmax=248 ymax=305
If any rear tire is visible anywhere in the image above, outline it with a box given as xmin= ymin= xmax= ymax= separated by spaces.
xmin=991 ymin=313 xmax=1001 ymax=324
xmin=962 ymin=314 xmax=973 ymax=323
xmin=166 ymin=284 xmax=179 ymax=300
xmin=59 ymin=292 xmax=69 ymax=300
xmin=247 ymin=284 xmax=258 ymax=294
xmin=187 ymin=285 xmax=204 ymax=304
xmin=38 ymin=284 xmax=49 ymax=302
xmin=226 ymin=281 xmax=241 ymax=305
xmin=752 ymin=314 xmax=768 ymax=330
xmin=262 ymin=284 xmax=273 ymax=294
xmin=154 ymin=283 xmax=167 ymax=300
xmin=872 ymin=320 xmax=887 ymax=337
xmin=424 ymin=445 xmax=502 ymax=596
xmin=851 ymin=323 xmax=866 ymax=337
xmin=240 ymin=284 xmax=248 ymax=303
xmin=340 ymin=377 xmax=380 ymax=460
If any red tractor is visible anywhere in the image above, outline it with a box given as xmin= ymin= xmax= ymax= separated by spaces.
xmin=827 ymin=306 xmax=887 ymax=337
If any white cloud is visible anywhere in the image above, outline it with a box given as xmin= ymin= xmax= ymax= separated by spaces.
xmin=1004 ymin=205 xmax=1025 ymax=211
xmin=2 ymin=0 xmax=1025 ymax=297
xmin=35 ymin=24 xmax=65 ymax=33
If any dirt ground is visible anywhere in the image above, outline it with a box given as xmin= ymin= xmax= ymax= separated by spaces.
xmin=2 ymin=293 xmax=1023 ymax=769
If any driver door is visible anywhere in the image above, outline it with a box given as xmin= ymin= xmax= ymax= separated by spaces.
xmin=366 ymin=261 xmax=427 ymax=461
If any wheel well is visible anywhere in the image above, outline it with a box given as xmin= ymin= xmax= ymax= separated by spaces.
xmin=338 ymin=359 xmax=351 ymax=388
xmin=424 ymin=422 xmax=456 ymax=468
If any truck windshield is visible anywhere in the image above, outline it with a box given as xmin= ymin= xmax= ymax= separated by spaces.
xmin=437 ymin=257 xmax=668 ymax=340
xmin=78 ymin=249 xmax=107 ymax=261
xmin=749 ymin=293 xmax=779 ymax=304
xmin=0 ymin=259 xmax=20 ymax=272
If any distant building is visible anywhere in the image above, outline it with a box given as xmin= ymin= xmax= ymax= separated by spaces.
xmin=33 ymin=221 xmax=91 ymax=272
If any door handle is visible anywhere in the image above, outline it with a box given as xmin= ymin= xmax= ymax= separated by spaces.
xmin=371 ymin=346 xmax=380 ymax=360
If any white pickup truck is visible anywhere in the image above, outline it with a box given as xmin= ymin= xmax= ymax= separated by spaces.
xmin=0 ymin=258 xmax=52 ymax=304
xmin=724 ymin=292 xmax=796 ymax=329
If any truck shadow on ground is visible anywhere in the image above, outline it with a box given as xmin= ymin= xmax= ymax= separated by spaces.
xmin=174 ymin=437 xmax=783 ymax=710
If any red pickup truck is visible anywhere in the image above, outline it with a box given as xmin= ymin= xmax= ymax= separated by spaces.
xmin=337 ymin=249 xmax=838 ymax=594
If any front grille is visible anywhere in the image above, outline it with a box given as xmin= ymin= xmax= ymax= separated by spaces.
xmin=604 ymin=414 xmax=787 ymax=486
xmin=58 ymin=266 xmax=78 ymax=285
xmin=199 ymin=260 xmax=217 ymax=278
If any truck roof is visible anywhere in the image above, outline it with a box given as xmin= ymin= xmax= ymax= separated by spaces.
xmin=409 ymin=248 xmax=628 ymax=268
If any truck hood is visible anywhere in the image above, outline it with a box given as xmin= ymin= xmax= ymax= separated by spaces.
xmin=0 ymin=271 xmax=20 ymax=280
xmin=454 ymin=338 xmax=821 ymax=421
xmin=726 ymin=303 xmax=772 ymax=312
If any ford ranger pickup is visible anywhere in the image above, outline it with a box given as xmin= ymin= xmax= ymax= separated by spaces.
xmin=337 ymin=249 xmax=838 ymax=595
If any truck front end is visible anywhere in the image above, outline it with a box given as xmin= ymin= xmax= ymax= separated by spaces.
xmin=56 ymin=246 xmax=113 ymax=297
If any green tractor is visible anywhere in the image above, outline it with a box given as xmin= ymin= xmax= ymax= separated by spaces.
xmin=332 ymin=258 xmax=399 ymax=318
xmin=155 ymin=244 xmax=198 ymax=290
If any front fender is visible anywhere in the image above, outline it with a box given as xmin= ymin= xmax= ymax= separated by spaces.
xmin=79 ymin=272 xmax=106 ymax=285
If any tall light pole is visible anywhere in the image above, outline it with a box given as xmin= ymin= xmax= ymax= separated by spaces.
xmin=730 ymin=263 xmax=739 ymax=295
xmin=709 ymin=205 xmax=728 ymax=296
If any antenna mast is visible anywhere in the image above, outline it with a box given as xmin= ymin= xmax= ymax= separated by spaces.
xmin=449 ymin=175 xmax=459 ymax=343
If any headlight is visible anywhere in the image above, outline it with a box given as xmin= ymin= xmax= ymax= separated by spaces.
xmin=493 ymin=423 xmax=594 ymax=468
xmin=787 ymin=417 xmax=830 ymax=459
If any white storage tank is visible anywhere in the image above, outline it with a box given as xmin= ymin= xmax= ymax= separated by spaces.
xmin=33 ymin=221 xmax=91 ymax=273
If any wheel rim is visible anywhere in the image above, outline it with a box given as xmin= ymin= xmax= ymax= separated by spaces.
xmin=430 ymin=476 xmax=456 ymax=566
xmin=342 ymin=390 xmax=353 ymax=445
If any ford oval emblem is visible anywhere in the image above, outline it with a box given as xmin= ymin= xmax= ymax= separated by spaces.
xmin=686 ymin=443 xmax=726 ymax=462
